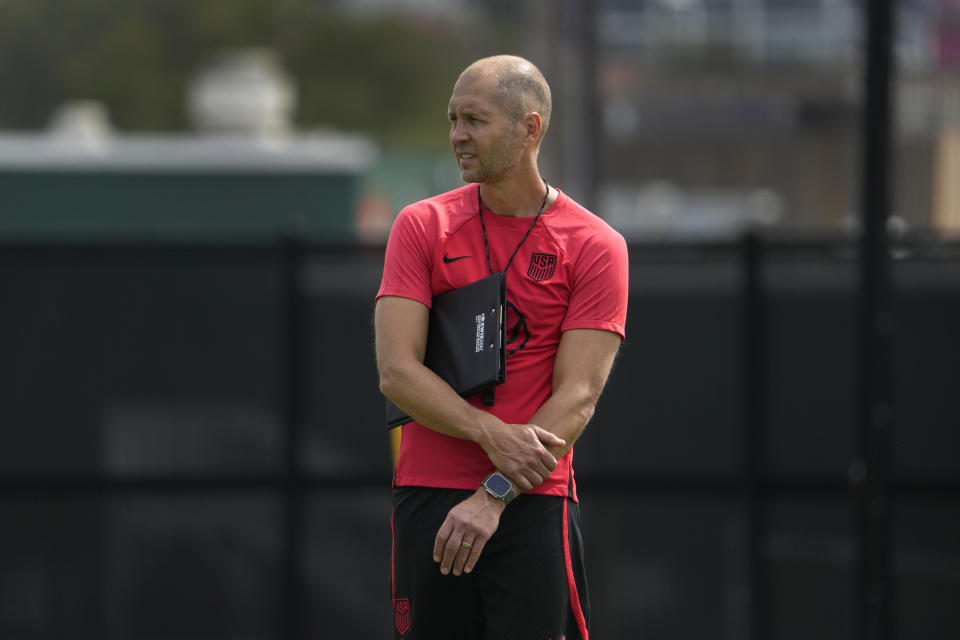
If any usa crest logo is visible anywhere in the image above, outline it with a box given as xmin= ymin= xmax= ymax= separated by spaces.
xmin=394 ymin=598 xmax=411 ymax=635
xmin=527 ymin=253 xmax=557 ymax=282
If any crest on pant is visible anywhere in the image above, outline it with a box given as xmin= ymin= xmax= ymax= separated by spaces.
xmin=393 ymin=598 xmax=411 ymax=635
xmin=528 ymin=253 xmax=557 ymax=282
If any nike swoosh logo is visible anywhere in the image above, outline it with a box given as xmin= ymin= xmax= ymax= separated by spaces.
xmin=443 ymin=254 xmax=471 ymax=263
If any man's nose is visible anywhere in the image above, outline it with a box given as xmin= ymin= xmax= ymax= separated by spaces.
xmin=450 ymin=123 xmax=468 ymax=144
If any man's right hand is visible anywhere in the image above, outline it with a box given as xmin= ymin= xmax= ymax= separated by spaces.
xmin=477 ymin=422 xmax=565 ymax=490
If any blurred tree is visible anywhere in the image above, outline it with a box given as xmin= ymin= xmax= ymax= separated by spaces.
xmin=0 ymin=0 xmax=474 ymax=148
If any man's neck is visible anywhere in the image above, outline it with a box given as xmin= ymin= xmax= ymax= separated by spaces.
xmin=478 ymin=173 xmax=552 ymax=218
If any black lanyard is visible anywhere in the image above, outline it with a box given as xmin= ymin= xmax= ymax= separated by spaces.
xmin=475 ymin=179 xmax=549 ymax=405
xmin=477 ymin=179 xmax=550 ymax=279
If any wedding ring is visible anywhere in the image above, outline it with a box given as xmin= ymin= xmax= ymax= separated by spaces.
xmin=460 ymin=540 xmax=474 ymax=550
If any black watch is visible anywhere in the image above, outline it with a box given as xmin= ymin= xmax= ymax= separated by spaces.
xmin=481 ymin=472 xmax=515 ymax=505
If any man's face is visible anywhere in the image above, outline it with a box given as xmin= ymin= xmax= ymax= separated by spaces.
xmin=447 ymin=73 xmax=525 ymax=184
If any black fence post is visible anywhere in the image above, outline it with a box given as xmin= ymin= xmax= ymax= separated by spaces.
xmin=742 ymin=232 xmax=768 ymax=640
xmin=280 ymin=234 xmax=305 ymax=640
xmin=558 ymin=0 xmax=600 ymax=211
xmin=854 ymin=0 xmax=896 ymax=639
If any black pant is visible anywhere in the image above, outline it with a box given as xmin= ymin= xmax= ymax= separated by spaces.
xmin=391 ymin=486 xmax=590 ymax=640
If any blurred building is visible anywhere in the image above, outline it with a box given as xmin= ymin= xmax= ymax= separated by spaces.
xmin=0 ymin=50 xmax=378 ymax=244
xmin=187 ymin=49 xmax=297 ymax=138
xmin=540 ymin=0 xmax=960 ymax=237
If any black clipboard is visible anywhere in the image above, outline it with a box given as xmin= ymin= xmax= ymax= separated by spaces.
xmin=385 ymin=272 xmax=506 ymax=429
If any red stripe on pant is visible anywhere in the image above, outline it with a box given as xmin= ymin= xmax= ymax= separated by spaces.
xmin=390 ymin=512 xmax=396 ymax=599
xmin=562 ymin=497 xmax=589 ymax=639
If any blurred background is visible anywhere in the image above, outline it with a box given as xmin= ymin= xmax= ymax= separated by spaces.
xmin=1 ymin=0 xmax=958 ymax=638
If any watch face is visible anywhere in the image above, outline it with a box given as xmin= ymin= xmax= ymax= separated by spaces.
xmin=485 ymin=473 xmax=511 ymax=497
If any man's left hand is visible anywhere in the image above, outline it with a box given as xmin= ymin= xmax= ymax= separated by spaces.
xmin=433 ymin=488 xmax=506 ymax=576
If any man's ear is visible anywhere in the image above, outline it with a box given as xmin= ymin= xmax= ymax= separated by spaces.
xmin=524 ymin=112 xmax=543 ymax=148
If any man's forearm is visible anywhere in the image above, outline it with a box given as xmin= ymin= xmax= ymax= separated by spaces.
xmin=380 ymin=356 xmax=564 ymax=491
xmin=497 ymin=384 xmax=596 ymax=494
xmin=527 ymin=384 xmax=596 ymax=461
xmin=494 ymin=328 xmax=622 ymax=493
xmin=380 ymin=358 xmax=501 ymax=444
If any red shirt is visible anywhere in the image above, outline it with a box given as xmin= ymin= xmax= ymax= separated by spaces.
xmin=377 ymin=184 xmax=629 ymax=499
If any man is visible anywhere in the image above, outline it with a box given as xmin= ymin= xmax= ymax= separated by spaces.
xmin=375 ymin=55 xmax=628 ymax=640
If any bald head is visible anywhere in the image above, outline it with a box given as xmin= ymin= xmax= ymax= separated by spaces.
xmin=457 ymin=55 xmax=552 ymax=146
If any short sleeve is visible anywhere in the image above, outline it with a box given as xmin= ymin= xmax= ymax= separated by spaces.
xmin=561 ymin=228 xmax=629 ymax=338
xmin=376 ymin=205 xmax=435 ymax=308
